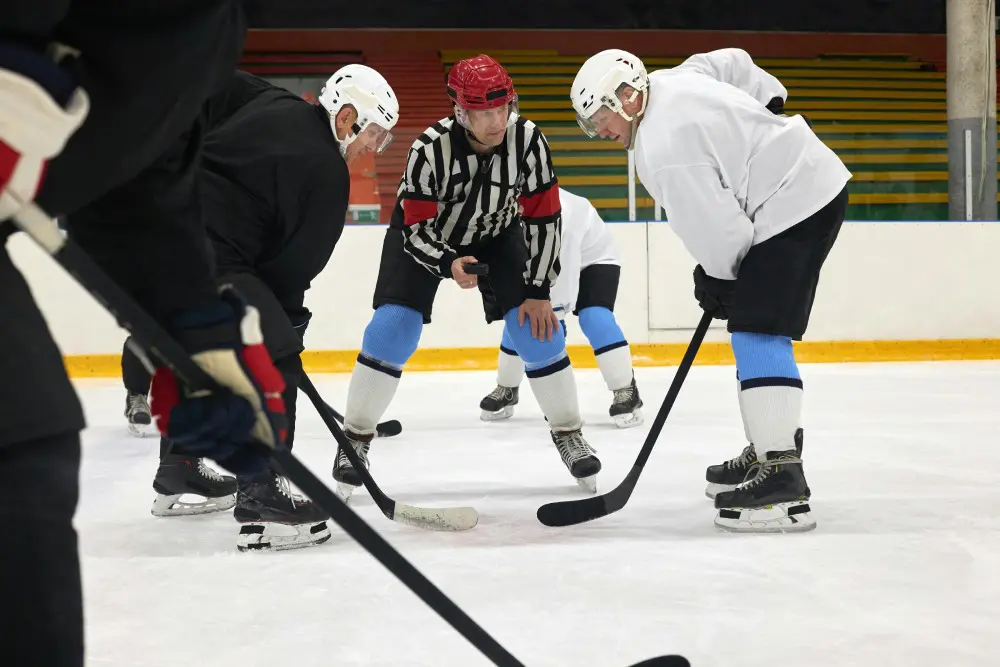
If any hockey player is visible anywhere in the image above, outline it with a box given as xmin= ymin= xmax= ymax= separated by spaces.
xmin=123 ymin=68 xmax=399 ymax=551
xmin=570 ymin=48 xmax=851 ymax=533
xmin=0 ymin=3 xmax=290 ymax=665
xmin=336 ymin=54 xmax=602 ymax=497
xmin=479 ymin=188 xmax=643 ymax=428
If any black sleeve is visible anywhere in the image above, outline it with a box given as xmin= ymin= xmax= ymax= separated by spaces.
xmin=201 ymin=70 xmax=269 ymax=131
xmin=259 ymin=157 xmax=349 ymax=313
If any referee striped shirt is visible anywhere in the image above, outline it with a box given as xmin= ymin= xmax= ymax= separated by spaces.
xmin=390 ymin=115 xmax=562 ymax=300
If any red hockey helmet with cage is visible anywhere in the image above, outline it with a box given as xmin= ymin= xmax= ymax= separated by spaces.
xmin=447 ymin=55 xmax=516 ymax=110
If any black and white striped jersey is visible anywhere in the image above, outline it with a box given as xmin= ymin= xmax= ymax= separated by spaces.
xmin=389 ymin=114 xmax=562 ymax=300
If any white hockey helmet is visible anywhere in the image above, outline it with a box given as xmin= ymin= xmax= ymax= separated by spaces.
xmin=570 ymin=49 xmax=649 ymax=143
xmin=318 ymin=64 xmax=399 ymax=156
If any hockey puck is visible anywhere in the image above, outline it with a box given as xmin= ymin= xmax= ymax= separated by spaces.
xmin=464 ymin=262 xmax=489 ymax=276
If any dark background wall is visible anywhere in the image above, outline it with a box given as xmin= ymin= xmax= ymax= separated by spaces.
xmin=244 ymin=0 xmax=945 ymax=33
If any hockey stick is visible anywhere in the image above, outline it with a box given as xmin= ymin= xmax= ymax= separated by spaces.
xmin=536 ymin=311 xmax=713 ymax=527
xmin=322 ymin=401 xmax=402 ymax=438
xmin=299 ymin=373 xmax=478 ymax=531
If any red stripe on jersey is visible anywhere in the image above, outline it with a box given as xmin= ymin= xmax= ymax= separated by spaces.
xmin=519 ymin=184 xmax=560 ymax=219
xmin=403 ymin=198 xmax=439 ymax=226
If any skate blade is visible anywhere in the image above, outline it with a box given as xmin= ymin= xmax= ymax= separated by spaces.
xmin=335 ymin=481 xmax=358 ymax=503
xmin=704 ymin=481 xmax=740 ymax=500
xmin=151 ymin=493 xmax=236 ymax=517
xmin=714 ymin=500 xmax=816 ymax=534
xmin=480 ymin=406 xmax=515 ymax=422
xmin=236 ymin=521 xmax=332 ymax=552
xmin=612 ymin=408 xmax=644 ymax=429
xmin=128 ymin=422 xmax=155 ymax=438
xmin=575 ymin=474 xmax=598 ymax=494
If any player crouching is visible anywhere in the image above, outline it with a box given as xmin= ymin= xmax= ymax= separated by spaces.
xmin=480 ymin=188 xmax=642 ymax=428
xmin=337 ymin=55 xmax=601 ymax=495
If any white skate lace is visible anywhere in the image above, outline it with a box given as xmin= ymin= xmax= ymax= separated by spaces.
xmin=127 ymin=393 xmax=150 ymax=417
xmin=196 ymin=459 xmax=225 ymax=482
xmin=339 ymin=438 xmax=371 ymax=468
xmin=487 ymin=386 xmax=515 ymax=402
xmin=612 ymin=383 xmax=635 ymax=406
xmin=724 ymin=444 xmax=758 ymax=471
xmin=553 ymin=430 xmax=596 ymax=464
xmin=275 ymin=475 xmax=308 ymax=508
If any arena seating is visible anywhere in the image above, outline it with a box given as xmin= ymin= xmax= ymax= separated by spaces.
xmin=439 ymin=50 xmax=995 ymax=221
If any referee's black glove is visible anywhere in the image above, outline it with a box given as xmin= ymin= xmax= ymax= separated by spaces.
xmin=693 ymin=265 xmax=736 ymax=320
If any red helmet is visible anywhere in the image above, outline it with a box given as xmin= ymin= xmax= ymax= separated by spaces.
xmin=447 ymin=55 xmax=516 ymax=110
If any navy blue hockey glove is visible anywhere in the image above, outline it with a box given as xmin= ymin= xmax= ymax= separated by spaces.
xmin=693 ymin=265 xmax=736 ymax=320
xmin=150 ymin=287 xmax=287 ymax=477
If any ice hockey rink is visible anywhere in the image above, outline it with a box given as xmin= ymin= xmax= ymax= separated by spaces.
xmin=74 ymin=360 xmax=1000 ymax=667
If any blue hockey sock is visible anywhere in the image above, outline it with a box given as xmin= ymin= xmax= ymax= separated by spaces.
xmin=730 ymin=332 xmax=802 ymax=457
xmin=578 ymin=306 xmax=633 ymax=391
xmin=345 ymin=305 xmax=423 ymax=435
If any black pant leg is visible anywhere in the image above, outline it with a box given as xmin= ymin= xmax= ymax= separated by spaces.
xmin=0 ymin=431 xmax=83 ymax=667
xmin=121 ymin=337 xmax=152 ymax=395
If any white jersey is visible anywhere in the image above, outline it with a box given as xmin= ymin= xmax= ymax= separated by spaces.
xmin=634 ymin=48 xmax=852 ymax=280
xmin=549 ymin=189 xmax=619 ymax=314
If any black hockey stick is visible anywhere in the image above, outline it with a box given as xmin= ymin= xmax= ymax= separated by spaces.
xmin=322 ymin=401 xmax=402 ymax=438
xmin=299 ymin=373 xmax=478 ymax=531
xmin=536 ymin=311 xmax=713 ymax=527
xmin=11 ymin=202 xmax=687 ymax=667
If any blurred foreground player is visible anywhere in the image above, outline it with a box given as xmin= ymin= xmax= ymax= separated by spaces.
xmin=121 ymin=68 xmax=399 ymax=551
xmin=480 ymin=188 xmax=643 ymax=428
xmin=571 ymin=48 xmax=851 ymax=532
xmin=337 ymin=54 xmax=603 ymax=497
xmin=0 ymin=2 xmax=294 ymax=665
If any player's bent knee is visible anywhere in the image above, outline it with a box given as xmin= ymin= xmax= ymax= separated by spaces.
xmin=502 ymin=307 xmax=567 ymax=369
xmin=361 ymin=304 xmax=423 ymax=367
xmin=731 ymin=331 xmax=799 ymax=381
xmin=578 ymin=306 xmax=626 ymax=350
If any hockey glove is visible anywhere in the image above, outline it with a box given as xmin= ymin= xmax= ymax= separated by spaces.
xmin=150 ymin=287 xmax=287 ymax=476
xmin=693 ymin=265 xmax=736 ymax=320
xmin=0 ymin=43 xmax=90 ymax=221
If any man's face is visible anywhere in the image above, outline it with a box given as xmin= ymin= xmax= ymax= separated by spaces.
xmin=343 ymin=123 xmax=391 ymax=164
xmin=465 ymin=103 xmax=510 ymax=148
xmin=588 ymin=106 xmax=633 ymax=149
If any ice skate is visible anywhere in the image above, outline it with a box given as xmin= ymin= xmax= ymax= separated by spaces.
xmin=332 ymin=430 xmax=372 ymax=501
xmin=551 ymin=428 xmax=601 ymax=493
xmin=705 ymin=429 xmax=803 ymax=499
xmin=151 ymin=455 xmax=237 ymax=517
xmin=234 ymin=472 xmax=331 ymax=552
xmin=713 ymin=448 xmax=815 ymax=533
xmin=609 ymin=376 xmax=643 ymax=428
xmin=125 ymin=392 xmax=154 ymax=437
xmin=480 ymin=385 xmax=519 ymax=421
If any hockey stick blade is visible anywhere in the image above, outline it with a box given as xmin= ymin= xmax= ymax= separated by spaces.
xmin=537 ymin=312 xmax=713 ymax=528
xmin=301 ymin=374 xmax=478 ymax=531
xmin=324 ymin=401 xmax=402 ymax=438
xmin=626 ymin=656 xmax=690 ymax=667
xmin=12 ymin=201 xmax=515 ymax=666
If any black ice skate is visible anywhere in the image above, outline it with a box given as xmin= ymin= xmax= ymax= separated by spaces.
xmin=151 ymin=455 xmax=237 ymax=517
xmin=704 ymin=428 xmax=803 ymax=499
xmin=713 ymin=448 xmax=815 ymax=534
xmin=551 ymin=428 xmax=601 ymax=493
xmin=125 ymin=392 xmax=153 ymax=437
xmin=479 ymin=385 xmax=519 ymax=421
xmin=234 ymin=472 xmax=331 ymax=552
xmin=609 ymin=376 xmax=644 ymax=429
xmin=332 ymin=430 xmax=372 ymax=501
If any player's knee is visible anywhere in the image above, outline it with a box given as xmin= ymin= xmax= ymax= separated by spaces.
xmin=731 ymin=331 xmax=799 ymax=381
xmin=502 ymin=307 xmax=567 ymax=369
xmin=361 ymin=304 xmax=423 ymax=367
xmin=578 ymin=306 xmax=625 ymax=350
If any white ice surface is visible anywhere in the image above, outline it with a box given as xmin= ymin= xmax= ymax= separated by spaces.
xmin=74 ymin=361 xmax=1000 ymax=667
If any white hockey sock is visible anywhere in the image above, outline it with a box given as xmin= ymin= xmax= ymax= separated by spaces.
xmin=739 ymin=382 xmax=803 ymax=457
xmin=736 ymin=376 xmax=753 ymax=443
xmin=344 ymin=355 xmax=401 ymax=436
xmin=595 ymin=342 xmax=634 ymax=391
xmin=526 ymin=356 xmax=583 ymax=430
xmin=496 ymin=344 xmax=525 ymax=387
